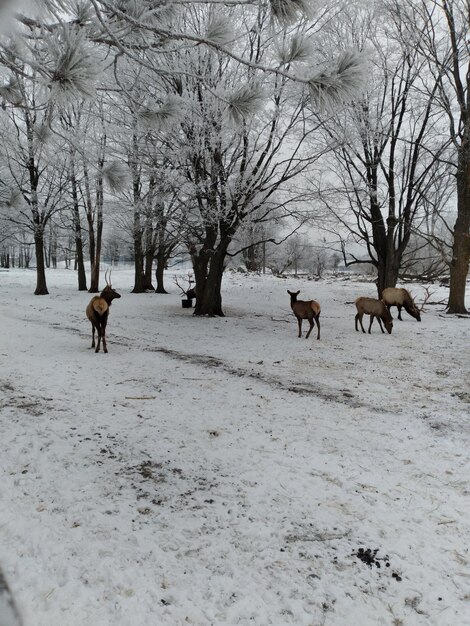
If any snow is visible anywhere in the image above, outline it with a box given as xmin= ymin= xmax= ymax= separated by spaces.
xmin=0 ymin=268 xmax=469 ymax=626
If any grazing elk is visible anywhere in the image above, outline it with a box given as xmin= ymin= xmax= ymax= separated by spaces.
xmin=287 ymin=290 xmax=321 ymax=340
xmin=355 ymin=297 xmax=393 ymax=334
xmin=382 ymin=287 xmax=421 ymax=321
xmin=86 ymin=271 xmax=121 ymax=353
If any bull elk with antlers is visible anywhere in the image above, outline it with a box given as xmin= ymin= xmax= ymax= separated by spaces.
xmin=86 ymin=270 xmax=121 ymax=353
xmin=381 ymin=287 xmax=421 ymax=321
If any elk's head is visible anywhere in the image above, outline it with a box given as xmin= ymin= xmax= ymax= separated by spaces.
xmin=101 ymin=270 xmax=121 ymax=302
xmin=410 ymin=306 xmax=421 ymax=322
xmin=287 ymin=289 xmax=300 ymax=302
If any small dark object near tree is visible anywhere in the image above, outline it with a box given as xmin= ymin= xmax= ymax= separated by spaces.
xmin=175 ymin=274 xmax=196 ymax=308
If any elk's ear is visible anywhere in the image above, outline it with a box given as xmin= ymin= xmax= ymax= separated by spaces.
xmin=295 ymin=290 xmax=300 ymax=296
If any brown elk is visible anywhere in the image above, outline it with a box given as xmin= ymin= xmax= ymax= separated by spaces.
xmin=355 ymin=297 xmax=393 ymax=334
xmin=382 ymin=287 xmax=421 ymax=321
xmin=287 ymin=290 xmax=321 ymax=340
xmin=86 ymin=270 xmax=121 ymax=353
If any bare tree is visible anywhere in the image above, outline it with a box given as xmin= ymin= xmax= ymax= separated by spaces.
xmin=310 ymin=4 xmax=450 ymax=296
xmin=0 ymin=77 xmax=71 ymax=294
xmin=405 ymin=0 xmax=470 ymax=312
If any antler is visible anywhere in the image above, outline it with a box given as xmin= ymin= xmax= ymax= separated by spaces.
xmin=174 ymin=276 xmax=188 ymax=297
xmin=418 ymin=286 xmax=435 ymax=312
xmin=104 ymin=269 xmax=112 ymax=287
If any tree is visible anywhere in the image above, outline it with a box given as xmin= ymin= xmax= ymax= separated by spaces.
xmin=406 ymin=0 xmax=470 ymax=312
xmin=163 ymin=6 xmax=363 ymax=315
xmin=310 ymin=3 xmax=450 ymax=296
xmin=2 ymin=0 xmax=366 ymax=304
xmin=0 ymin=13 xmax=105 ymax=293
xmin=0 ymin=78 xmax=71 ymax=294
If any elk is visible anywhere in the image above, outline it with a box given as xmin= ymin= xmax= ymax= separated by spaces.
xmin=355 ymin=297 xmax=393 ymax=334
xmin=86 ymin=270 xmax=121 ymax=353
xmin=287 ymin=290 xmax=321 ymax=340
xmin=382 ymin=287 xmax=421 ymax=321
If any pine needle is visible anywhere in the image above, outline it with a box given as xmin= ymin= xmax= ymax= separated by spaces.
xmin=227 ymin=84 xmax=265 ymax=124
xmin=46 ymin=27 xmax=99 ymax=103
xmin=205 ymin=14 xmax=235 ymax=47
xmin=34 ymin=124 xmax=52 ymax=145
xmin=269 ymin=0 xmax=312 ymax=26
xmin=102 ymin=161 xmax=129 ymax=193
xmin=0 ymin=186 xmax=23 ymax=209
xmin=276 ymin=33 xmax=313 ymax=65
xmin=137 ymin=97 xmax=182 ymax=130
xmin=308 ymin=50 xmax=367 ymax=110
xmin=0 ymin=77 xmax=22 ymax=106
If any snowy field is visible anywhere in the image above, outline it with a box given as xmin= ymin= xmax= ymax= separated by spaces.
xmin=0 ymin=267 xmax=469 ymax=626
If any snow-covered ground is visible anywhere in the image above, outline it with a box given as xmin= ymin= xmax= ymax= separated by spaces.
xmin=0 ymin=268 xmax=469 ymax=626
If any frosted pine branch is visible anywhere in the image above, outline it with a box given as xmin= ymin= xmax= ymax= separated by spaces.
xmin=276 ymin=33 xmax=313 ymax=65
xmin=34 ymin=123 xmax=52 ymax=145
xmin=70 ymin=0 xmax=95 ymax=26
xmin=45 ymin=28 xmax=99 ymax=103
xmin=205 ymin=14 xmax=235 ymax=47
xmin=102 ymin=161 xmax=129 ymax=193
xmin=308 ymin=51 xmax=367 ymax=110
xmin=227 ymin=84 xmax=265 ymax=124
xmin=269 ymin=0 xmax=312 ymax=25
xmin=0 ymin=77 xmax=22 ymax=105
xmin=137 ymin=97 xmax=183 ymax=130
xmin=0 ymin=185 xmax=23 ymax=209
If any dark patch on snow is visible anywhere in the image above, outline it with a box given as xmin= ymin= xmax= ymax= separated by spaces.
xmin=0 ymin=568 xmax=23 ymax=626
xmin=353 ymin=547 xmax=402 ymax=580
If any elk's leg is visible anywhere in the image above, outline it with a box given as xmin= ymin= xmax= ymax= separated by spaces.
xmin=355 ymin=312 xmax=365 ymax=333
xmin=397 ymin=305 xmax=403 ymax=321
xmin=368 ymin=314 xmax=375 ymax=334
xmin=377 ymin=317 xmax=385 ymax=333
xmin=95 ymin=318 xmax=103 ymax=353
xmin=91 ymin=325 xmax=96 ymax=348
xmin=315 ymin=314 xmax=320 ymax=340
xmin=101 ymin=313 xmax=109 ymax=353
xmin=386 ymin=304 xmax=393 ymax=319
xmin=305 ymin=317 xmax=314 ymax=339
xmin=297 ymin=317 xmax=302 ymax=338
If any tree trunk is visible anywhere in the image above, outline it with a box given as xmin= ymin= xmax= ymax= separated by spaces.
xmin=142 ymin=203 xmax=156 ymax=290
xmin=447 ymin=149 xmax=470 ymax=313
xmin=376 ymin=257 xmax=400 ymax=297
xmin=71 ymin=160 xmax=87 ymax=291
xmin=88 ymin=165 xmax=104 ymax=293
xmin=130 ymin=128 xmax=146 ymax=294
xmin=154 ymin=250 xmax=168 ymax=293
xmin=143 ymin=249 xmax=155 ymax=291
xmin=193 ymin=247 xmax=226 ymax=316
xmin=131 ymin=227 xmax=146 ymax=293
xmin=84 ymin=163 xmax=98 ymax=292
xmin=447 ymin=230 xmax=470 ymax=313
xmin=244 ymin=244 xmax=260 ymax=271
xmin=374 ymin=215 xmax=402 ymax=297
xmin=34 ymin=227 xmax=49 ymax=295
